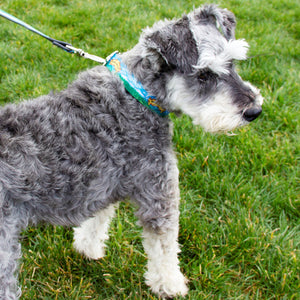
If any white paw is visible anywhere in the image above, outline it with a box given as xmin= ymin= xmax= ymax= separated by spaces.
xmin=146 ymin=269 xmax=189 ymax=298
xmin=73 ymin=227 xmax=107 ymax=260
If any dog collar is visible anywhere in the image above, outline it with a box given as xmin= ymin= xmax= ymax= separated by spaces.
xmin=105 ymin=52 xmax=169 ymax=117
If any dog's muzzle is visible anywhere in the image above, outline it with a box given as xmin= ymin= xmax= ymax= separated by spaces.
xmin=243 ymin=106 xmax=262 ymax=122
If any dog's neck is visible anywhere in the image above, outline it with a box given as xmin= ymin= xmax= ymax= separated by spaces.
xmin=105 ymin=52 xmax=169 ymax=117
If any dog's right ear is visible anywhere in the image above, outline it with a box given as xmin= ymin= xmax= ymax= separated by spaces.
xmin=192 ymin=4 xmax=237 ymax=40
xmin=143 ymin=17 xmax=198 ymax=74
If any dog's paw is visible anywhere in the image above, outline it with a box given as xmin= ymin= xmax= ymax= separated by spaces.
xmin=73 ymin=228 xmax=106 ymax=260
xmin=146 ymin=270 xmax=189 ymax=298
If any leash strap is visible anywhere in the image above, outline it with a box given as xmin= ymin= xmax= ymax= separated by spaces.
xmin=1 ymin=9 xmax=169 ymax=117
xmin=0 ymin=8 xmax=106 ymax=63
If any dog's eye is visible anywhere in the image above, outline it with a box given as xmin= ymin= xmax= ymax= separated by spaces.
xmin=198 ymin=73 xmax=208 ymax=82
xmin=198 ymin=71 xmax=210 ymax=82
xmin=197 ymin=70 xmax=217 ymax=83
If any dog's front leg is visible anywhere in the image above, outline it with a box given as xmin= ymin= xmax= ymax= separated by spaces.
xmin=134 ymin=154 xmax=188 ymax=298
xmin=142 ymin=221 xmax=188 ymax=298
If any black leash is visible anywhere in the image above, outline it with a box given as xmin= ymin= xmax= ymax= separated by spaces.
xmin=0 ymin=8 xmax=107 ymax=64
xmin=0 ymin=9 xmax=170 ymax=117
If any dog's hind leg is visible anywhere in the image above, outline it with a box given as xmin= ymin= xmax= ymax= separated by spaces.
xmin=73 ymin=203 xmax=118 ymax=260
xmin=0 ymin=201 xmax=25 ymax=300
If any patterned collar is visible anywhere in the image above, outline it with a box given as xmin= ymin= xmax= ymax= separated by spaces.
xmin=105 ymin=52 xmax=169 ymax=117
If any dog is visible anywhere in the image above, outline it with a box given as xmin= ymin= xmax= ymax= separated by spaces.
xmin=0 ymin=4 xmax=263 ymax=299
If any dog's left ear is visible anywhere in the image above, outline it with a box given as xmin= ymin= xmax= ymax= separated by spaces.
xmin=193 ymin=4 xmax=237 ymax=40
xmin=143 ymin=17 xmax=198 ymax=74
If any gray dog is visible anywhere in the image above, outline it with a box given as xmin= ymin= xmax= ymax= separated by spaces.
xmin=0 ymin=4 xmax=263 ymax=299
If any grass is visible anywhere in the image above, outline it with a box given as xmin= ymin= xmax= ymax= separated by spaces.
xmin=0 ymin=0 xmax=299 ymax=299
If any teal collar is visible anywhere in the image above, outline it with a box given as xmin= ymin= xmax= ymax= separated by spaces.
xmin=105 ymin=52 xmax=169 ymax=117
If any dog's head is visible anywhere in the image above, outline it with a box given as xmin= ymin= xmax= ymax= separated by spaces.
xmin=135 ymin=4 xmax=263 ymax=133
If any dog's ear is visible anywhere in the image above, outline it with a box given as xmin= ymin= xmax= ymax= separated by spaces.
xmin=143 ymin=17 xmax=198 ymax=74
xmin=193 ymin=4 xmax=236 ymax=40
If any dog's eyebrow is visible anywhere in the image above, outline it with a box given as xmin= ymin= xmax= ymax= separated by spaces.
xmin=192 ymin=39 xmax=248 ymax=75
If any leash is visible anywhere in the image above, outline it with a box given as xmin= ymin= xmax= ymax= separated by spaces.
xmin=0 ymin=8 xmax=106 ymax=64
xmin=0 ymin=8 xmax=169 ymax=117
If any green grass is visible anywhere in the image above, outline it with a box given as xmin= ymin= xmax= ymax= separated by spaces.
xmin=1 ymin=0 xmax=299 ymax=299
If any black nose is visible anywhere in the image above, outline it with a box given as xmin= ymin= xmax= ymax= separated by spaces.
xmin=243 ymin=106 xmax=262 ymax=122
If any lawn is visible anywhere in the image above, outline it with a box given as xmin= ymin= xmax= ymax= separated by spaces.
xmin=0 ymin=0 xmax=299 ymax=299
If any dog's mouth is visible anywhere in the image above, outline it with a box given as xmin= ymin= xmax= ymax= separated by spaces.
xmin=192 ymin=104 xmax=263 ymax=134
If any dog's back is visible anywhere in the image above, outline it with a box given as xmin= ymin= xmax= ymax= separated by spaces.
xmin=0 ymin=65 xmax=172 ymax=227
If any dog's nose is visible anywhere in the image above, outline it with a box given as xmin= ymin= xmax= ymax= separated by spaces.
xmin=243 ymin=106 xmax=262 ymax=122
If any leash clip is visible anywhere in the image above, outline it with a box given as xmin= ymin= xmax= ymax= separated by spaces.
xmin=52 ymin=40 xmax=73 ymax=53
xmin=66 ymin=45 xmax=106 ymax=64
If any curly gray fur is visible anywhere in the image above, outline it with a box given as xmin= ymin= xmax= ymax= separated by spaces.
xmin=0 ymin=4 xmax=263 ymax=299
